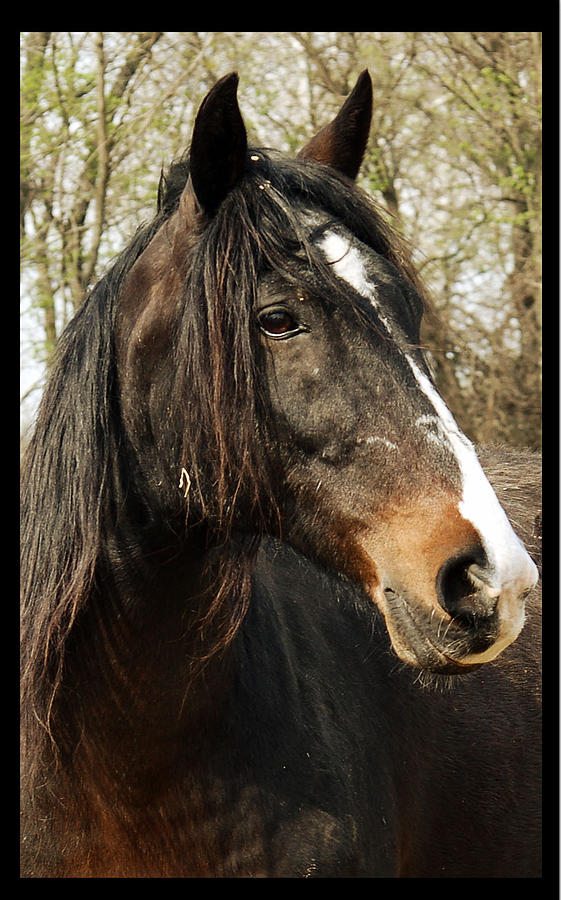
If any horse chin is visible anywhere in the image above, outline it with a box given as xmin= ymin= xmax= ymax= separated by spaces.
xmin=370 ymin=583 xmax=506 ymax=675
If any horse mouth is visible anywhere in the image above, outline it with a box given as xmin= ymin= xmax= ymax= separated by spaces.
xmin=380 ymin=586 xmax=500 ymax=674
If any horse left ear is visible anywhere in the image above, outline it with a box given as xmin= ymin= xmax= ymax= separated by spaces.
xmin=298 ymin=70 xmax=372 ymax=180
xmin=187 ymin=72 xmax=248 ymax=217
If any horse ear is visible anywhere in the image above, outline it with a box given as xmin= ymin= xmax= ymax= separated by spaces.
xmin=298 ymin=70 xmax=372 ymax=180
xmin=188 ymin=72 xmax=248 ymax=217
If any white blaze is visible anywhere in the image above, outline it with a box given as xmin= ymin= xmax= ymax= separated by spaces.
xmin=318 ymin=229 xmax=538 ymax=619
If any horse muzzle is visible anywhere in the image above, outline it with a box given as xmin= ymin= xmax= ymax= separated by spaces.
xmin=358 ymin=497 xmax=538 ymax=673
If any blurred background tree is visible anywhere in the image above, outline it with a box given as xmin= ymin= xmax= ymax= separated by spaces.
xmin=20 ymin=31 xmax=541 ymax=449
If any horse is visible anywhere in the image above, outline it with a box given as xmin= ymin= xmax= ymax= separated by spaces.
xmin=20 ymin=71 xmax=541 ymax=878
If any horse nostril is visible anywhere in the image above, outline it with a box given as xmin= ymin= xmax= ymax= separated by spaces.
xmin=437 ymin=551 xmax=498 ymax=625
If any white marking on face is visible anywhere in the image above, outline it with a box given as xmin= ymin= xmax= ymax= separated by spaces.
xmin=415 ymin=414 xmax=452 ymax=450
xmin=319 ymin=231 xmax=395 ymax=336
xmin=365 ymin=435 xmax=398 ymax=451
xmin=404 ymin=352 xmax=537 ymax=601
xmin=317 ymin=228 xmax=538 ymax=629
xmin=320 ymin=232 xmax=373 ymax=297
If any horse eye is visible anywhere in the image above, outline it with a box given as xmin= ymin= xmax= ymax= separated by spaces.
xmin=258 ymin=307 xmax=302 ymax=338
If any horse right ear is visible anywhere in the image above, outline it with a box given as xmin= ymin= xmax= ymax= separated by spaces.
xmin=298 ymin=70 xmax=372 ymax=180
xmin=184 ymin=72 xmax=248 ymax=218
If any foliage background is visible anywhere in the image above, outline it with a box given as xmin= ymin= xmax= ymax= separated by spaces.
xmin=20 ymin=32 xmax=541 ymax=449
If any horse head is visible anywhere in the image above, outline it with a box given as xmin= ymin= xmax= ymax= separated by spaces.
xmin=116 ymin=71 xmax=538 ymax=674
